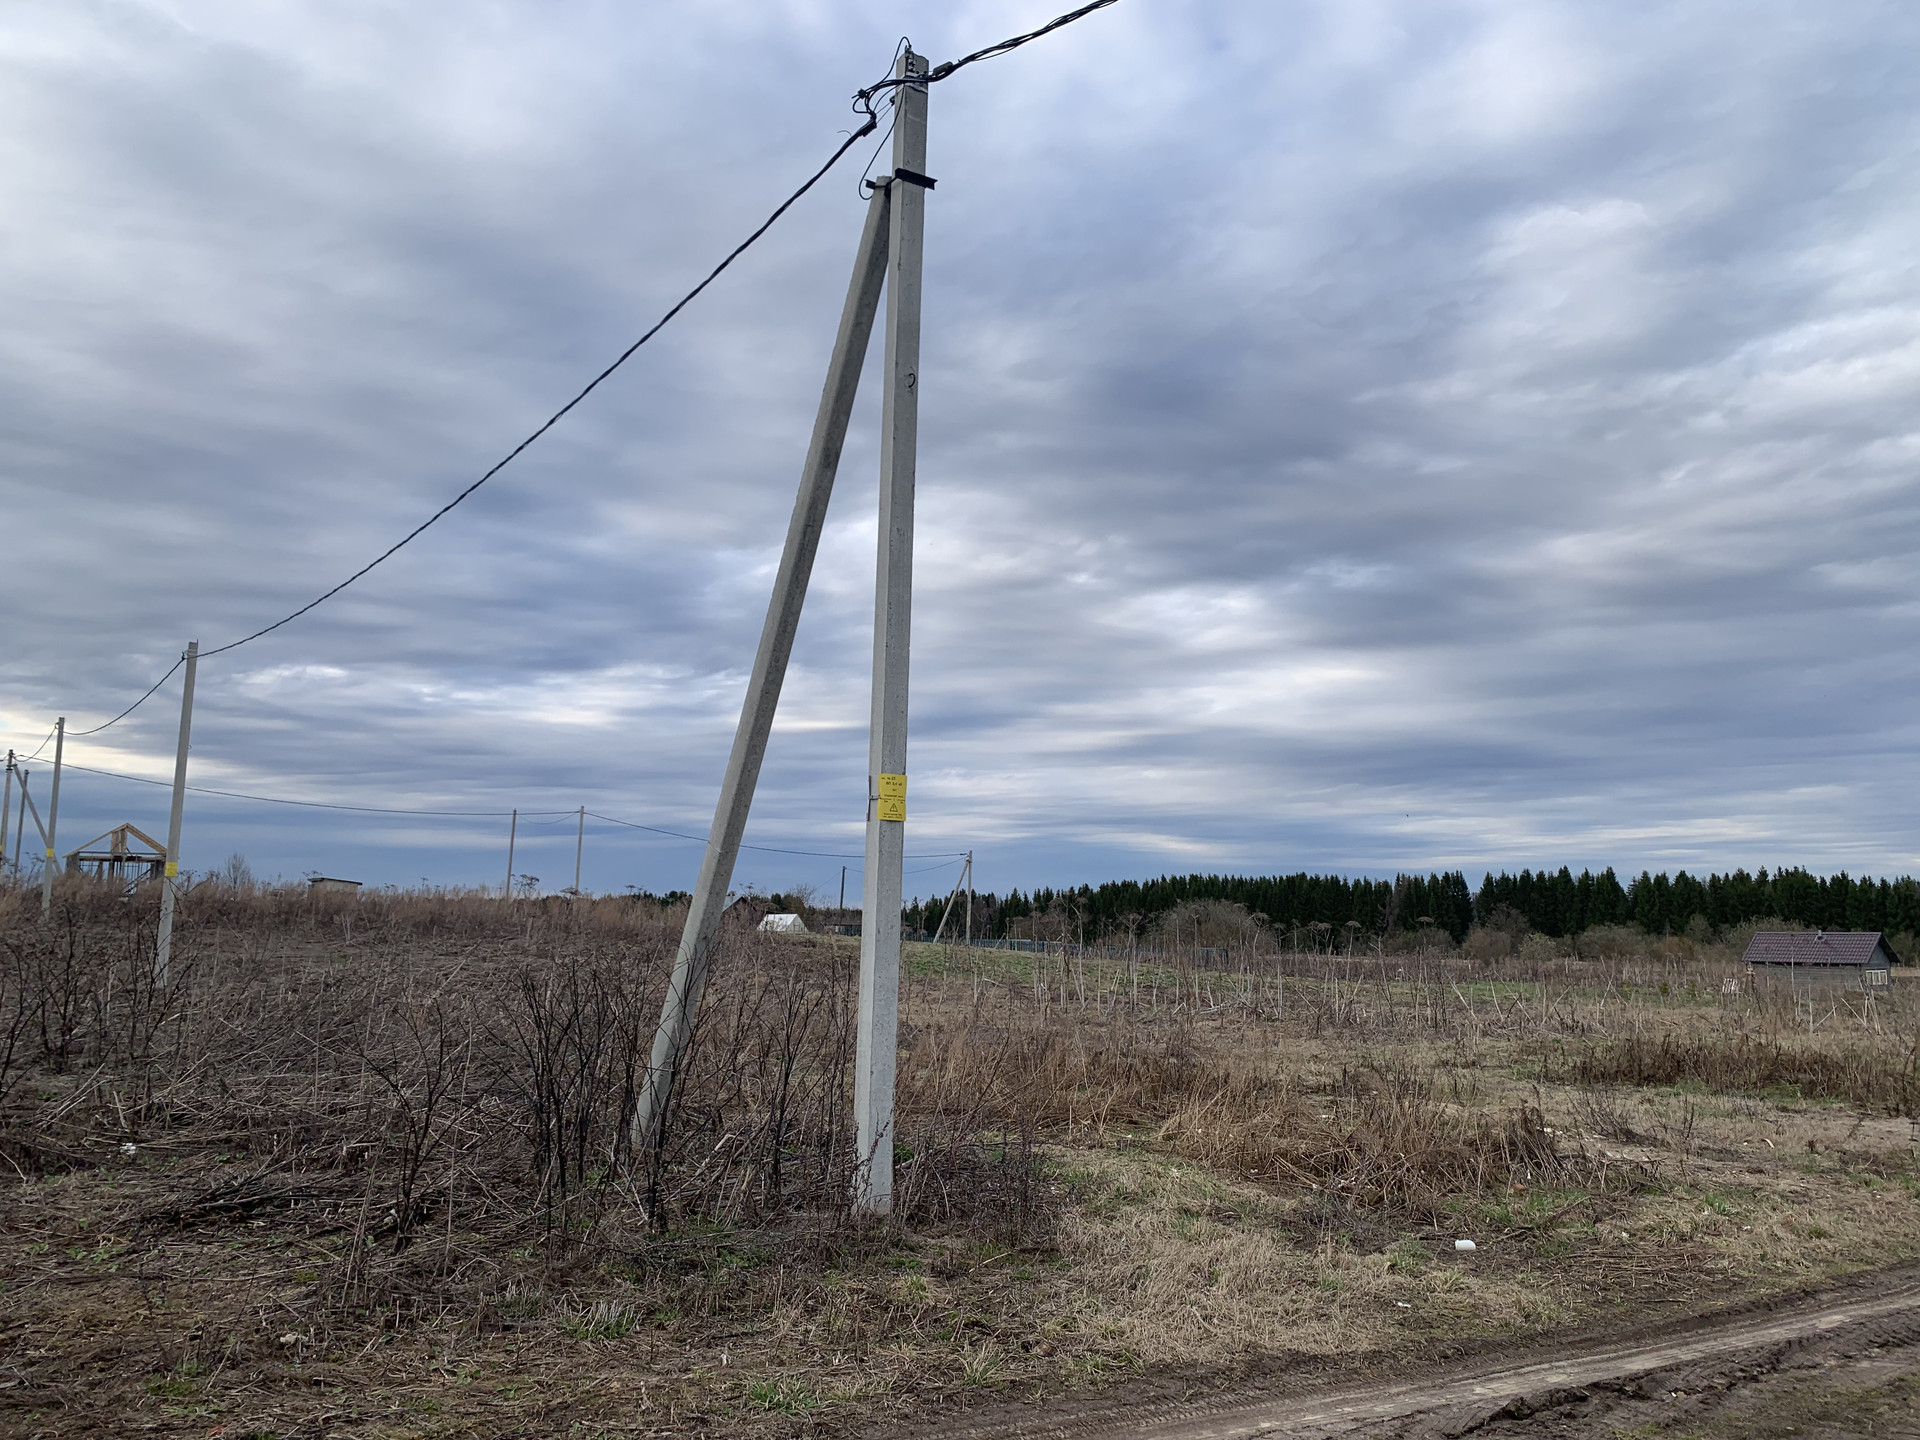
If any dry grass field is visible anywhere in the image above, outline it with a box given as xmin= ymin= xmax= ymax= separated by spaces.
xmin=2 ymin=882 xmax=1917 ymax=1437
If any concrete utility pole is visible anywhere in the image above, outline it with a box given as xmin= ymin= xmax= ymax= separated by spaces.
xmin=854 ymin=47 xmax=931 ymax=1217
xmin=929 ymin=852 xmax=975 ymax=952
xmin=154 ymin=642 xmax=199 ymax=986
xmin=504 ymin=809 xmax=518 ymax=898
xmin=39 ymin=719 xmax=64 ymax=917
xmin=19 ymin=780 xmax=47 ymax=880
xmin=1 ymin=752 xmax=13 ymax=882
xmin=573 ymin=805 xmax=586 ymax=896
xmin=10 ymin=769 xmax=26 ymax=877
xmin=632 ymin=176 xmax=897 ymax=1151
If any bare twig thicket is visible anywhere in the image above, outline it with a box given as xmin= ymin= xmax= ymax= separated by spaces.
xmin=0 ymin=880 xmax=1053 ymax=1322
xmin=3 ymin=881 xmax=1916 ymax=1337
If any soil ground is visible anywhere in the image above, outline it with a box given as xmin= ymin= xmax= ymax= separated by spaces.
xmin=6 ymin=1056 xmax=1915 ymax=1438
xmin=893 ymin=1265 xmax=1920 ymax=1438
xmin=4 ymin=899 xmax=1919 ymax=1437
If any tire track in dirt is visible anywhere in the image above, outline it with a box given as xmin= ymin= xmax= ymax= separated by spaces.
xmin=901 ymin=1270 xmax=1920 ymax=1439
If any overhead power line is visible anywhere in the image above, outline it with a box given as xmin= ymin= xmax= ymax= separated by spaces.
xmin=854 ymin=0 xmax=1119 ymax=107
xmin=67 ymin=654 xmax=187 ymax=737
xmin=50 ymin=761 xmax=967 ymax=860
xmin=54 ymin=760 xmax=544 ymax=816
xmin=906 ymin=857 xmax=967 ymax=876
xmin=54 ymin=0 xmax=1125 ymax=728
xmin=69 ymin=113 xmax=888 ymax=725
xmin=200 ymin=121 xmax=884 ymax=662
xmin=584 ymin=810 xmax=966 ymax=861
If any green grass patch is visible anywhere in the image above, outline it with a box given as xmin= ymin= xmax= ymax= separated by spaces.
xmin=742 ymin=1375 xmax=827 ymax=1415
xmin=561 ymin=1301 xmax=637 ymax=1341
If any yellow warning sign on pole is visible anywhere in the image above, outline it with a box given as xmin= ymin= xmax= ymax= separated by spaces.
xmin=876 ymin=772 xmax=907 ymax=822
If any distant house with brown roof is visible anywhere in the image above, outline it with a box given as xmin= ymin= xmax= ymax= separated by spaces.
xmin=1741 ymin=930 xmax=1896 ymax=991
xmin=723 ymin=895 xmax=770 ymax=928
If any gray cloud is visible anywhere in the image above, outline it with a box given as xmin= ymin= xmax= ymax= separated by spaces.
xmin=5 ymin=0 xmax=1920 ymax=899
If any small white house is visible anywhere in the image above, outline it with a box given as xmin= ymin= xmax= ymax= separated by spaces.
xmin=757 ymin=912 xmax=808 ymax=934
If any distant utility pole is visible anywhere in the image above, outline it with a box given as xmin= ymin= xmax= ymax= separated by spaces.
xmin=929 ymin=851 xmax=974 ymax=946
xmin=1 ymin=752 xmax=13 ymax=882
xmin=18 ymin=775 xmax=47 ymax=884
xmin=632 ymin=164 xmax=898 ymax=1153
xmin=855 ymin=47 xmax=931 ymax=1217
xmin=573 ymin=805 xmax=585 ymax=896
xmin=39 ymin=718 xmax=64 ymax=917
xmin=839 ymin=864 xmax=847 ymax=913
xmin=10 ymin=768 xmax=27 ymax=877
xmin=504 ymin=809 xmax=518 ymax=898
xmin=154 ymin=642 xmax=199 ymax=986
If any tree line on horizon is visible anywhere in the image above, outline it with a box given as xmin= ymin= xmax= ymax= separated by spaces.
xmin=899 ymin=864 xmax=1920 ymax=946
xmin=1474 ymin=865 xmax=1920 ymax=939
xmin=903 ymin=871 xmax=1475 ymax=944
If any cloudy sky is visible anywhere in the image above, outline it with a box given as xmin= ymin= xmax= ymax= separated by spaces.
xmin=3 ymin=0 xmax=1918 ymax=900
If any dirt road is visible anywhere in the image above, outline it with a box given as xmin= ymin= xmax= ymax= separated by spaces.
xmin=904 ymin=1269 xmax=1920 ymax=1439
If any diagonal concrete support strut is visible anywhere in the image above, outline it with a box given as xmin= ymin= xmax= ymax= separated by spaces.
xmin=632 ymin=182 xmax=895 ymax=1153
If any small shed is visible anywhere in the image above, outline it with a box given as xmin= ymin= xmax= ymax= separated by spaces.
xmin=757 ymin=912 xmax=808 ymax=934
xmin=1741 ymin=930 xmax=1896 ymax=991
xmin=65 ymin=824 xmax=168 ymax=882
xmin=308 ymin=877 xmax=363 ymax=896
xmin=814 ymin=906 xmax=861 ymax=936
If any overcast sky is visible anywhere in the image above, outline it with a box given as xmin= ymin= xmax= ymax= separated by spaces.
xmin=3 ymin=0 xmax=1918 ymax=900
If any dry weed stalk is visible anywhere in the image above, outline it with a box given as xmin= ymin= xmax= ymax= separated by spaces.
xmin=3 ymin=878 xmax=1915 ymax=1335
